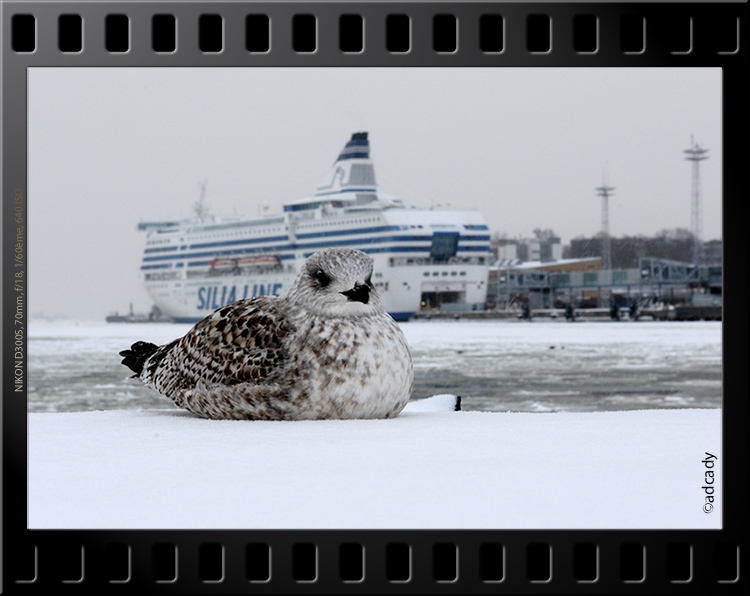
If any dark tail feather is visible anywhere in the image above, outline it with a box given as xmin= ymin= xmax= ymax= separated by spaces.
xmin=119 ymin=341 xmax=159 ymax=376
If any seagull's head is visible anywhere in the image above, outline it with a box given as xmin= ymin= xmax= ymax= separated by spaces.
xmin=286 ymin=248 xmax=385 ymax=318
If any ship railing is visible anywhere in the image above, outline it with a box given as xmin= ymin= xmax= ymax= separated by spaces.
xmin=144 ymin=271 xmax=181 ymax=281
xmin=187 ymin=264 xmax=289 ymax=280
xmin=388 ymin=256 xmax=488 ymax=267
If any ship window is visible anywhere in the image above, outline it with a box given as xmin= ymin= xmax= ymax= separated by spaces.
xmin=460 ymin=271 xmax=466 ymax=276
xmin=430 ymin=232 xmax=459 ymax=262
xmin=423 ymin=272 xmax=429 ymax=276
xmin=432 ymin=272 xmax=439 ymax=276
xmin=442 ymin=271 xmax=448 ymax=276
xmin=451 ymin=271 xmax=457 ymax=276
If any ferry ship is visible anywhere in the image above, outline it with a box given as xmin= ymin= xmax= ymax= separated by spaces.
xmin=138 ymin=132 xmax=490 ymax=322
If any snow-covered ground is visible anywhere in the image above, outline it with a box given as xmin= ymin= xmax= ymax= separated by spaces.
xmin=28 ymin=396 xmax=721 ymax=530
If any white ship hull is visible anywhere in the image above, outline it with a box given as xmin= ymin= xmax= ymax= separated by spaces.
xmin=139 ymin=133 xmax=491 ymax=323
xmin=145 ymin=257 xmax=489 ymax=323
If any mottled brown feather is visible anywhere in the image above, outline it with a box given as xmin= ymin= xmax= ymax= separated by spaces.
xmin=140 ymin=297 xmax=294 ymax=402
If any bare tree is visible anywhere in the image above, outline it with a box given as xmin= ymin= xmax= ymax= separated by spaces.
xmin=532 ymin=228 xmax=557 ymax=242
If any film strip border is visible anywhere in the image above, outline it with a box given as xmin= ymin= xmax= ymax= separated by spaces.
xmin=4 ymin=2 xmax=745 ymax=63
xmin=3 ymin=1 xmax=749 ymax=595
xmin=10 ymin=532 xmax=745 ymax=591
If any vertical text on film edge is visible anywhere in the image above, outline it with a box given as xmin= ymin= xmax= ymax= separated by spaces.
xmin=14 ymin=188 xmax=25 ymax=392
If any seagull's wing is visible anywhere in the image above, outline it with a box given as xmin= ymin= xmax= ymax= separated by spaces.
xmin=140 ymin=297 xmax=295 ymax=399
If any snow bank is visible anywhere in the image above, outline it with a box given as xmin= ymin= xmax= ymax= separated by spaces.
xmin=28 ymin=397 xmax=721 ymax=530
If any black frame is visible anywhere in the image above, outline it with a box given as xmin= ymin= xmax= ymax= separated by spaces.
xmin=3 ymin=1 xmax=748 ymax=593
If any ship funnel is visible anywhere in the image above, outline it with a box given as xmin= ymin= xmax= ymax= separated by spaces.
xmin=314 ymin=132 xmax=377 ymax=197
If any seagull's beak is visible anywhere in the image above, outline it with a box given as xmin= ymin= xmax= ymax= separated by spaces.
xmin=340 ymin=282 xmax=370 ymax=304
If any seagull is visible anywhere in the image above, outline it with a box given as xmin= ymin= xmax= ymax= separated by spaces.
xmin=120 ymin=248 xmax=414 ymax=420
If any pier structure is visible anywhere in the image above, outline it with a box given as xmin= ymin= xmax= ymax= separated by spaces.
xmin=488 ymin=257 xmax=721 ymax=312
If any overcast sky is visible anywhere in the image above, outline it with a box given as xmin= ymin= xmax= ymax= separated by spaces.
xmin=29 ymin=67 xmax=721 ymax=321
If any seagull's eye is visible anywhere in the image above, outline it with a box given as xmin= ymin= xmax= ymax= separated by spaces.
xmin=314 ymin=269 xmax=331 ymax=287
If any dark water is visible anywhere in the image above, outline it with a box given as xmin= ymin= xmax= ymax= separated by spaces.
xmin=410 ymin=347 xmax=721 ymax=413
xmin=407 ymin=320 xmax=721 ymax=412
xmin=28 ymin=320 xmax=722 ymax=414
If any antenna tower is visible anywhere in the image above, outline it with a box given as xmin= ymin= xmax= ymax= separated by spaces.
xmin=596 ymin=172 xmax=615 ymax=271
xmin=683 ymin=136 xmax=709 ymax=265
xmin=195 ymin=180 xmax=209 ymax=222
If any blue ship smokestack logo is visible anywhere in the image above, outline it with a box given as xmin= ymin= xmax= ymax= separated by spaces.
xmin=315 ymin=132 xmax=377 ymax=196
xmin=336 ymin=131 xmax=370 ymax=161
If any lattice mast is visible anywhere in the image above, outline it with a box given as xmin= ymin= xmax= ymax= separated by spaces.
xmin=684 ymin=136 xmax=709 ymax=265
xmin=596 ymin=170 xmax=615 ymax=271
xmin=194 ymin=180 xmax=209 ymax=222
